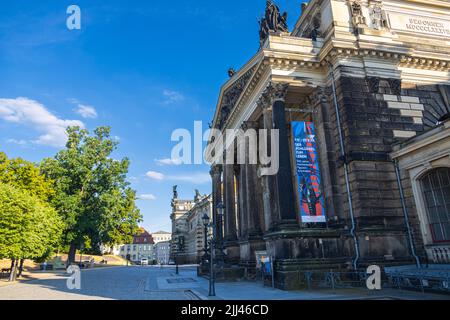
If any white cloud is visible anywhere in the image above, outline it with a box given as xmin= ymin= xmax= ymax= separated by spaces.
xmin=68 ymin=98 xmax=98 ymax=119
xmin=162 ymin=90 xmax=185 ymax=104
xmin=6 ymin=138 xmax=27 ymax=145
xmin=75 ymin=104 xmax=98 ymax=119
xmin=155 ymin=158 xmax=183 ymax=166
xmin=146 ymin=171 xmax=165 ymax=181
xmin=139 ymin=194 xmax=157 ymax=201
xmin=145 ymin=169 xmax=210 ymax=185
xmin=167 ymin=172 xmax=211 ymax=185
xmin=0 ymin=97 xmax=84 ymax=147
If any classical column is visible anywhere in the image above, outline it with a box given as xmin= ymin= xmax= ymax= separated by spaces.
xmin=210 ymin=164 xmax=223 ymax=239
xmin=236 ymin=140 xmax=248 ymax=239
xmin=270 ymin=83 xmax=298 ymax=224
xmin=233 ymin=164 xmax=241 ymax=238
xmin=223 ymin=162 xmax=237 ymax=242
xmin=257 ymin=93 xmax=278 ymax=231
xmin=310 ymin=88 xmax=340 ymax=220
xmin=242 ymin=121 xmax=263 ymax=237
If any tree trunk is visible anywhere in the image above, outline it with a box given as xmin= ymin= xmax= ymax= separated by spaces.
xmin=17 ymin=259 xmax=25 ymax=277
xmin=68 ymin=242 xmax=77 ymax=266
xmin=9 ymin=260 xmax=19 ymax=282
xmin=10 ymin=259 xmax=15 ymax=270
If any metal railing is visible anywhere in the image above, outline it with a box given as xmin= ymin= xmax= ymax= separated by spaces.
xmin=298 ymin=269 xmax=450 ymax=294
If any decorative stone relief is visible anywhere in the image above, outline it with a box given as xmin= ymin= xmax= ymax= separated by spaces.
xmin=272 ymin=83 xmax=289 ymax=101
xmin=349 ymin=0 xmax=367 ymax=34
xmin=389 ymin=79 xmax=402 ymax=95
xmin=367 ymin=77 xmax=380 ymax=93
xmin=216 ymin=66 xmax=256 ymax=130
xmin=369 ymin=3 xmax=388 ymax=30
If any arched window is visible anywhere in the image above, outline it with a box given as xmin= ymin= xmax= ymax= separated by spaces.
xmin=421 ymin=168 xmax=450 ymax=243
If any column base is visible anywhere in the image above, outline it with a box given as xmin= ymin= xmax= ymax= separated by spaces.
xmin=224 ymin=239 xmax=240 ymax=264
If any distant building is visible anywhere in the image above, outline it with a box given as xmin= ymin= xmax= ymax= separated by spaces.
xmin=118 ymin=228 xmax=156 ymax=263
xmin=170 ymin=187 xmax=212 ymax=264
xmin=170 ymin=186 xmax=195 ymax=264
xmin=185 ymin=193 xmax=212 ymax=264
xmin=155 ymin=241 xmax=171 ymax=264
xmin=152 ymin=231 xmax=172 ymax=244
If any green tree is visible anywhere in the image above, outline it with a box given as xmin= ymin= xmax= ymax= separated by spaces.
xmin=0 ymin=183 xmax=62 ymax=281
xmin=0 ymin=152 xmax=54 ymax=201
xmin=0 ymin=152 xmax=59 ymax=278
xmin=40 ymin=126 xmax=142 ymax=263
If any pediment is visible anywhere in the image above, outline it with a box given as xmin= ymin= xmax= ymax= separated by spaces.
xmin=213 ymin=55 xmax=261 ymax=130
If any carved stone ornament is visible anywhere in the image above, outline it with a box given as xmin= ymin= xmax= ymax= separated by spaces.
xmin=367 ymin=77 xmax=380 ymax=93
xmin=272 ymin=82 xmax=289 ymax=102
xmin=216 ymin=66 xmax=256 ymax=130
xmin=241 ymin=120 xmax=259 ymax=131
xmin=209 ymin=165 xmax=222 ymax=178
xmin=349 ymin=1 xmax=367 ymax=33
xmin=259 ymin=0 xmax=289 ymax=48
xmin=369 ymin=3 xmax=388 ymax=30
xmin=257 ymin=89 xmax=273 ymax=112
xmin=388 ymin=79 xmax=402 ymax=95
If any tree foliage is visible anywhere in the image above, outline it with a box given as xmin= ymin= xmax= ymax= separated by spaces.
xmin=0 ymin=183 xmax=62 ymax=260
xmin=40 ymin=126 xmax=142 ymax=260
xmin=0 ymin=152 xmax=53 ymax=201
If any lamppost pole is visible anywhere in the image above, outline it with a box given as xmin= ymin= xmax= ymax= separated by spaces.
xmin=202 ymin=213 xmax=210 ymax=257
xmin=208 ymin=202 xmax=225 ymax=297
xmin=176 ymin=238 xmax=179 ymax=275
xmin=209 ymin=227 xmax=215 ymax=296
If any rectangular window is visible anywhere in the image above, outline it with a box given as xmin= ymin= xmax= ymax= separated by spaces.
xmin=422 ymin=169 xmax=450 ymax=243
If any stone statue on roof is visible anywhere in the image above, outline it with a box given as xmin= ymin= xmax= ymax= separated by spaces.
xmin=173 ymin=185 xmax=178 ymax=199
xmin=259 ymin=1 xmax=289 ymax=48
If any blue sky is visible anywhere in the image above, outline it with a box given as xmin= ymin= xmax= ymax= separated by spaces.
xmin=0 ymin=0 xmax=302 ymax=233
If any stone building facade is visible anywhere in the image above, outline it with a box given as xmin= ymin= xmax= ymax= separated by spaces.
xmin=152 ymin=231 xmax=172 ymax=244
xmin=118 ymin=229 xmax=155 ymax=263
xmin=170 ymin=188 xmax=212 ymax=264
xmin=207 ymin=0 xmax=450 ymax=289
xmin=155 ymin=241 xmax=171 ymax=265
xmin=169 ymin=187 xmax=194 ymax=264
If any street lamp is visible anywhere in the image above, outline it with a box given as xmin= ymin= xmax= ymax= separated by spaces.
xmin=202 ymin=213 xmax=210 ymax=257
xmin=209 ymin=202 xmax=225 ymax=297
xmin=216 ymin=202 xmax=225 ymax=259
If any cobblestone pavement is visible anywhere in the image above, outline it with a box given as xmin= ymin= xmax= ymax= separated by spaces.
xmin=0 ymin=266 xmax=200 ymax=300
xmin=0 ymin=266 xmax=449 ymax=300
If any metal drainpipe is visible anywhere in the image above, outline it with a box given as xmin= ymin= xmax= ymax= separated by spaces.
xmin=327 ymin=61 xmax=360 ymax=270
xmin=393 ymin=159 xmax=421 ymax=268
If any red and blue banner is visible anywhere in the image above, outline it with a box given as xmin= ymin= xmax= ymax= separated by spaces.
xmin=292 ymin=122 xmax=326 ymax=223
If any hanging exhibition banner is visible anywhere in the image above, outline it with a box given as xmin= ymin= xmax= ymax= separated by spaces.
xmin=292 ymin=122 xmax=326 ymax=223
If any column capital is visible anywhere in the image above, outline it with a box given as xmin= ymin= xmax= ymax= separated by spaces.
xmin=241 ymin=120 xmax=259 ymax=131
xmin=308 ymin=87 xmax=327 ymax=106
xmin=209 ymin=164 xmax=222 ymax=177
xmin=265 ymin=82 xmax=289 ymax=103
xmin=257 ymin=90 xmax=272 ymax=112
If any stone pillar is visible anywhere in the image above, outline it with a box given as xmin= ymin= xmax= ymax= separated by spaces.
xmin=223 ymin=163 xmax=237 ymax=241
xmin=270 ymin=83 xmax=298 ymax=225
xmin=257 ymin=93 xmax=280 ymax=231
xmin=233 ymin=164 xmax=241 ymax=237
xmin=210 ymin=164 xmax=223 ymax=239
xmin=242 ymin=121 xmax=263 ymax=237
xmin=310 ymin=88 xmax=341 ymax=221
xmin=236 ymin=160 xmax=248 ymax=239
